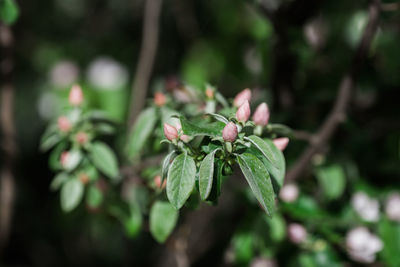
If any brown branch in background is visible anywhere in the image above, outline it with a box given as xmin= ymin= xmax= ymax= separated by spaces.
xmin=128 ymin=0 xmax=163 ymax=128
xmin=0 ymin=23 xmax=16 ymax=256
xmin=285 ymin=0 xmax=381 ymax=183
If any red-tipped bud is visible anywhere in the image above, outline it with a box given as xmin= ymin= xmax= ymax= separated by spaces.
xmin=58 ymin=116 xmax=71 ymax=132
xmin=273 ymin=137 xmax=289 ymax=151
xmin=163 ymin=123 xmax=179 ymax=141
xmin=236 ymin=100 xmax=251 ymax=122
xmin=222 ymin=122 xmax=238 ymax=142
xmin=288 ymin=223 xmax=307 ymax=244
xmin=234 ymin=88 xmax=251 ymax=107
xmin=76 ymin=132 xmax=88 ymax=145
xmin=60 ymin=151 xmax=69 ymax=168
xmin=205 ymin=87 xmax=214 ymax=99
xmin=253 ymin=103 xmax=270 ymax=126
xmin=69 ymin=84 xmax=84 ymax=106
xmin=154 ymin=92 xmax=166 ymax=107
xmin=154 ymin=175 xmax=166 ymax=189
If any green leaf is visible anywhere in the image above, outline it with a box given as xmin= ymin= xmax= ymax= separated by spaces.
xmin=266 ymin=213 xmax=286 ymax=242
xmin=199 ymin=149 xmax=219 ymax=200
xmin=237 ymin=153 xmax=275 ymax=216
xmin=206 ymin=113 xmax=229 ymax=124
xmin=40 ymin=133 xmax=62 ymax=152
xmin=245 ymin=136 xmax=286 ymax=188
xmin=126 ymin=107 xmax=157 ymax=160
xmin=0 ymin=0 xmax=19 ymax=25
xmin=90 ymin=142 xmax=119 ymax=179
xmin=60 ymin=178 xmax=84 ymax=212
xmin=315 ymin=164 xmax=346 ymax=200
xmin=267 ymin=124 xmax=293 ymax=137
xmin=161 ymin=151 xmax=177 ymax=184
xmin=50 ymin=172 xmax=69 ymax=191
xmin=63 ymin=149 xmax=83 ymax=172
xmin=86 ymin=185 xmax=103 ymax=208
xmin=180 ymin=116 xmax=225 ymax=137
xmin=124 ymin=203 xmax=142 ymax=238
xmin=150 ymin=201 xmax=179 ymax=243
xmin=166 ymin=153 xmax=196 ymax=209
xmin=379 ymin=218 xmax=400 ymax=267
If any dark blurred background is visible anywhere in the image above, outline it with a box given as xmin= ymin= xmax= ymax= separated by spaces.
xmin=1 ymin=0 xmax=399 ymax=266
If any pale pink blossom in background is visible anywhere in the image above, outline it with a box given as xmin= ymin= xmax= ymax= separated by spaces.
xmin=253 ymin=102 xmax=270 ymax=126
xmin=351 ymin=192 xmax=380 ymax=222
xmin=385 ymin=193 xmax=400 ymax=222
xmin=68 ymin=84 xmax=84 ymax=106
xmin=233 ymin=88 xmax=252 ymax=107
xmin=279 ymin=184 xmax=299 ymax=203
xmin=273 ymin=137 xmax=289 ymax=151
xmin=288 ymin=223 xmax=307 ymax=244
xmin=346 ymin=227 xmax=383 ymax=263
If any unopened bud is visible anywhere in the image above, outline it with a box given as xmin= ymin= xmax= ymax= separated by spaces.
xmin=76 ymin=132 xmax=89 ymax=145
xmin=222 ymin=122 xmax=238 ymax=142
xmin=253 ymin=103 xmax=270 ymax=126
xmin=69 ymin=84 xmax=84 ymax=106
xmin=163 ymin=123 xmax=179 ymax=141
xmin=273 ymin=137 xmax=289 ymax=151
xmin=154 ymin=175 xmax=166 ymax=189
xmin=58 ymin=116 xmax=71 ymax=132
xmin=279 ymin=184 xmax=299 ymax=203
xmin=205 ymin=87 xmax=214 ymax=99
xmin=236 ymin=100 xmax=251 ymax=123
xmin=180 ymin=134 xmax=190 ymax=143
xmin=234 ymin=88 xmax=251 ymax=107
xmin=288 ymin=223 xmax=307 ymax=244
xmin=79 ymin=173 xmax=90 ymax=185
xmin=154 ymin=92 xmax=166 ymax=107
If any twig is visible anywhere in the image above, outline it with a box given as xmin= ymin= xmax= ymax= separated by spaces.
xmin=285 ymin=0 xmax=381 ymax=183
xmin=128 ymin=0 xmax=163 ymax=128
xmin=0 ymin=23 xmax=16 ymax=256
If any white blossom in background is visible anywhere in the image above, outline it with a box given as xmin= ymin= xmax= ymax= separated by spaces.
xmin=86 ymin=57 xmax=129 ymax=90
xmin=250 ymin=257 xmax=277 ymax=267
xmin=279 ymin=184 xmax=299 ymax=203
xmin=287 ymin=223 xmax=307 ymax=244
xmin=346 ymin=227 xmax=383 ymax=263
xmin=351 ymin=192 xmax=380 ymax=222
xmin=49 ymin=60 xmax=79 ymax=88
xmin=385 ymin=193 xmax=400 ymax=222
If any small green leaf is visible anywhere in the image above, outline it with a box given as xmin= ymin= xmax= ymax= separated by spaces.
xmin=126 ymin=107 xmax=157 ymax=160
xmin=161 ymin=150 xmax=177 ymax=184
xmin=90 ymin=142 xmax=119 ymax=179
xmin=60 ymin=178 xmax=84 ymax=212
xmin=50 ymin=172 xmax=69 ymax=191
xmin=237 ymin=153 xmax=275 ymax=216
xmin=180 ymin=116 xmax=225 ymax=137
xmin=124 ymin=203 xmax=143 ymax=238
xmin=166 ymin=153 xmax=196 ymax=209
xmin=0 ymin=0 xmax=19 ymax=25
xmin=86 ymin=185 xmax=103 ymax=208
xmin=40 ymin=133 xmax=62 ymax=152
xmin=199 ymin=149 xmax=219 ymax=200
xmin=315 ymin=164 xmax=346 ymax=200
xmin=246 ymin=136 xmax=286 ymax=188
xmin=379 ymin=218 xmax=400 ymax=267
xmin=206 ymin=113 xmax=229 ymax=124
xmin=150 ymin=201 xmax=179 ymax=243
xmin=267 ymin=124 xmax=293 ymax=137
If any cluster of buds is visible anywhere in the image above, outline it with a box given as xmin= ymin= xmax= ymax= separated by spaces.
xmin=163 ymin=122 xmax=189 ymax=143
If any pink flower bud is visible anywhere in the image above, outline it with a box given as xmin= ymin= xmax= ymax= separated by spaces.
xmin=57 ymin=116 xmax=71 ymax=132
xmin=222 ymin=122 xmax=238 ymax=142
xmin=154 ymin=92 xmax=166 ymax=107
xmin=154 ymin=175 xmax=166 ymax=189
xmin=76 ymin=132 xmax=88 ymax=145
xmin=288 ymin=223 xmax=307 ymax=244
xmin=79 ymin=173 xmax=90 ymax=185
xmin=205 ymin=87 xmax=214 ymax=99
xmin=273 ymin=137 xmax=289 ymax=151
xmin=233 ymin=88 xmax=251 ymax=107
xmin=163 ymin=123 xmax=179 ymax=141
xmin=60 ymin=151 xmax=69 ymax=168
xmin=236 ymin=100 xmax=251 ymax=122
xmin=69 ymin=84 xmax=84 ymax=106
xmin=279 ymin=184 xmax=299 ymax=203
xmin=253 ymin=103 xmax=270 ymax=126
